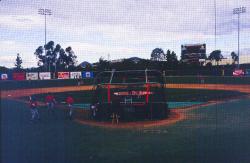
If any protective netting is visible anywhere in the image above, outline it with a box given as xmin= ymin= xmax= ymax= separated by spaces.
xmin=91 ymin=70 xmax=169 ymax=121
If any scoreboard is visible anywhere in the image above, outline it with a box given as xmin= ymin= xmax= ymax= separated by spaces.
xmin=181 ymin=44 xmax=206 ymax=64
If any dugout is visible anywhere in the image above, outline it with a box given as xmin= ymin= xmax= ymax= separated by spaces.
xmin=91 ymin=70 xmax=169 ymax=121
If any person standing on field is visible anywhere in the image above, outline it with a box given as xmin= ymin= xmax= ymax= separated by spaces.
xmin=91 ymin=102 xmax=99 ymax=119
xmin=29 ymin=96 xmax=40 ymax=122
xmin=45 ymin=93 xmax=56 ymax=115
xmin=66 ymin=95 xmax=74 ymax=120
xmin=111 ymin=96 xmax=121 ymax=124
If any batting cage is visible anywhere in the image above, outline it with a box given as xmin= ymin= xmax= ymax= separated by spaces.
xmin=91 ymin=70 xmax=169 ymax=121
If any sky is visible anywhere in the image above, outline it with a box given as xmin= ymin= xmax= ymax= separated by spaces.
xmin=0 ymin=0 xmax=250 ymax=68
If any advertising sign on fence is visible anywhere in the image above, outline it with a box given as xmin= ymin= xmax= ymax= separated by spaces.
xmin=26 ymin=72 xmax=38 ymax=80
xmin=13 ymin=72 xmax=25 ymax=80
xmin=82 ymin=71 xmax=94 ymax=78
xmin=245 ymin=69 xmax=250 ymax=76
xmin=70 ymin=72 xmax=82 ymax=79
xmin=39 ymin=72 xmax=51 ymax=80
xmin=0 ymin=73 xmax=8 ymax=80
xmin=58 ymin=72 xmax=70 ymax=79
xmin=233 ymin=69 xmax=244 ymax=77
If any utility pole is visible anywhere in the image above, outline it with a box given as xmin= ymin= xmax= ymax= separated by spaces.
xmin=214 ymin=0 xmax=217 ymax=50
xmin=233 ymin=6 xmax=246 ymax=69
xmin=38 ymin=9 xmax=52 ymax=71
xmin=108 ymin=53 xmax=110 ymax=61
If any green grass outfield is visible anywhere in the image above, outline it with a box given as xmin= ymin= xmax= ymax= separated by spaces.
xmin=2 ymin=95 xmax=250 ymax=162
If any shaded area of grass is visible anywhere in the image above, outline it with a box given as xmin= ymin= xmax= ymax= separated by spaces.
xmin=2 ymin=97 xmax=250 ymax=162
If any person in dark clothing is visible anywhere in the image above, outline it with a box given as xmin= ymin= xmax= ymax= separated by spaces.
xmin=29 ymin=96 xmax=40 ymax=122
xmin=111 ymin=96 xmax=121 ymax=124
xmin=66 ymin=95 xmax=74 ymax=120
xmin=45 ymin=93 xmax=56 ymax=116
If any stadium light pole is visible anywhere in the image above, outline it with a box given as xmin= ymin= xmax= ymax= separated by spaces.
xmin=233 ymin=6 xmax=246 ymax=69
xmin=38 ymin=8 xmax=52 ymax=71
xmin=214 ymin=0 xmax=217 ymax=50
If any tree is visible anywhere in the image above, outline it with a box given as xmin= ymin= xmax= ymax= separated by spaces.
xmin=34 ymin=41 xmax=59 ymax=71
xmin=44 ymin=41 xmax=61 ymax=71
xmin=208 ymin=50 xmax=223 ymax=65
xmin=15 ymin=53 xmax=22 ymax=69
xmin=231 ymin=51 xmax=238 ymax=65
xmin=57 ymin=49 xmax=67 ymax=69
xmin=150 ymin=48 xmax=164 ymax=61
xmin=34 ymin=46 xmax=45 ymax=67
xmin=96 ymin=57 xmax=110 ymax=71
xmin=165 ymin=49 xmax=178 ymax=67
xmin=65 ymin=46 xmax=77 ymax=68
xmin=165 ymin=49 xmax=171 ymax=61
xmin=34 ymin=41 xmax=77 ymax=71
xmin=206 ymin=62 xmax=212 ymax=67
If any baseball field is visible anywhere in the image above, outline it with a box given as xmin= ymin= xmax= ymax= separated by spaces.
xmin=1 ymin=81 xmax=250 ymax=163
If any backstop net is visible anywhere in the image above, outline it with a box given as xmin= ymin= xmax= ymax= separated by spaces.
xmin=91 ymin=70 xmax=169 ymax=121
